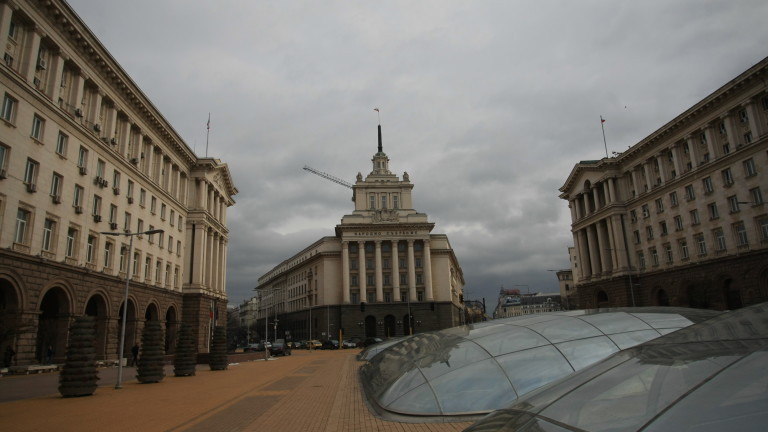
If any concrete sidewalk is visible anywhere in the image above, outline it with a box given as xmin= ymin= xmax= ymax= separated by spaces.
xmin=0 ymin=350 xmax=472 ymax=431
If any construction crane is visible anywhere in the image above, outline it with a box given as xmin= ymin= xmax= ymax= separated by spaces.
xmin=303 ymin=165 xmax=354 ymax=189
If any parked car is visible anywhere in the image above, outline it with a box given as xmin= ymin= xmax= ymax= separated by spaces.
xmin=362 ymin=337 xmax=383 ymax=347
xmin=342 ymin=339 xmax=358 ymax=349
xmin=257 ymin=341 xmax=272 ymax=352
xmin=307 ymin=340 xmax=323 ymax=350
xmin=292 ymin=340 xmax=304 ymax=349
xmin=321 ymin=340 xmax=340 ymax=350
xmin=271 ymin=341 xmax=291 ymax=356
xmin=244 ymin=343 xmax=260 ymax=352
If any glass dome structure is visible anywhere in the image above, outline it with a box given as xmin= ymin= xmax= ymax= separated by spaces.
xmin=360 ymin=308 xmax=719 ymax=419
xmin=465 ymin=302 xmax=768 ymax=432
xmin=358 ymin=337 xmax=411 ymax=361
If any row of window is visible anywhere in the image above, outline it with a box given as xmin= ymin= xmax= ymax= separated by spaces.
xmin=631 ymin=158 xmax=761 ymax=222
xmin=13 ymin=206 xmax=181 ymax=288
xmin=350 ymin=290 xmax=426 ymax=304
xmin=368 ymin=193 xmax=400 ymax=210
xmin=350 ymin=272 xmax=425 ymax=287
xmin=350 ymin=257 xmax=424 ymax=270
xmin=635 ymin=217 xmax=768 ymax=269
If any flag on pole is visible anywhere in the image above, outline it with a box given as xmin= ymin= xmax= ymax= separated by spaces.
xmin=374 ymin=108 xmax=379 ymax=112
xmin=207 ymin=113 xmax=211 ymax=130
xmin=601 ymin=116 xmax=606 ymax=123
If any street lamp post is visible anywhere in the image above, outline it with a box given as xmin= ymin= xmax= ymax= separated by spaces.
xmin=100 ymin=228 xmax=164 ymax=389
xmin=307 ymin=270 xmax=313 ymax=352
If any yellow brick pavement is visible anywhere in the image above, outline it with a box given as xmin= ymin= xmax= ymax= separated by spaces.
xmin=0 ymin=349 xmax=473 ymax=432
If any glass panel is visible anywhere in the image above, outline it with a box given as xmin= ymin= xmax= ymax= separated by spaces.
xmin=465 ymin=323 xmax=509 ymax=340
xmin=580 ymin=312 xmax=652 ymax=334
xmin=431 ymin=358 xmax=516 ymax=414
xmin=657 ymin=327 xmax=681 ymax=336
xmin=474 ymin=326 xmax=550 ymax=356
xmin=608 ymin=329 xmax=661 ymax=350
xmin=556 ymin=336 xmax=619 ymax=370
xmin=634 ymin=313 xmax=692 ymax=330
xmin=417 ymin=339 xmax=490 ymax=380
xmin=528 ymin=317 xmax=603 ymax=343
xmin=387 ymin=382 xmax=440 ymax=414
xmin=379 ymin=367 xmax=426 ymax=406
xmin=540 ymin=355 xmax=731 ymax=432
xmin=646 ymin=351 xmax=768 ymax=432
xmin=496 ymin=345 xmax=574 ymax=397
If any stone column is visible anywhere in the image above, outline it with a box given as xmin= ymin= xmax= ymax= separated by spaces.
xmin=630 ymin=169 xmax=639 ymax=197
xmin=374 ymin=241 xmax=383 ymax=302
xmin=701 ymin=126 xmax=716 ymax=160
xmin=358 ymin=241 xmax=366 ymax=299
xmin=192 ymin=224 xmax=206 ymax=285
xmin=577 ymin=229 xmax=591 ymax=278
xmin=743 ymin=100 xmax=764 ymax=139
xmin=596 ymin=220 xmax=611 ymax=274
xmin=606 ymin=178 xmax=616 ymax=204
xmin=670 ymin=144 xmax=682 ymax=177
xmin=642 ymin=162 xmax=653 ymax=193
xmin=22 ymin=27 xmax=43 ymax=82
xmin=47 ymin=51 xmax=65 ymax=102
xmin=721 ymin=114 xmax=737 ymax=154
xmin=685 ymin=135 xmax=699 ymax=169
xmin=424 ymin=239 xmax=433 ymax=301
xmin=655 ymin=154 xmax=666 ymax=185
xmin=592 ymin=186 xmax=601 ymax=211
xmin=586 ymin=225 xmax=600 ymax=277
xmin=341 ymin=241 xmax=350 ymax=303
xmin=407 ymin=240 xmax=416 ymax=301
xmin=392 ymin=240 xmax=400 ymax=299
xmin=570 ymin=200 xmax=578 ymax=221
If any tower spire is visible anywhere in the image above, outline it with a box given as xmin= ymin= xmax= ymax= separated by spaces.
xmin=378 ymin=124 xmax=383 ymax=153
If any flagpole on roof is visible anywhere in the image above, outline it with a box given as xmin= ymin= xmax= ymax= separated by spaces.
xmin=206 ymin=113 xmax=211 ymax=157
xmin=600 ymin=116 xmax=608 ymax=158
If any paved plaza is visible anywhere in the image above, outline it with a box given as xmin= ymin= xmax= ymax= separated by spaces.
xmin=0 ymin=349 xmax=472 ymax=432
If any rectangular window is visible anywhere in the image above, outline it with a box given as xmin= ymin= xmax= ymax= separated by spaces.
xmin=367 ymin=274 xmax=374 ymax=286
xmin=24 ymin=159 xmax=38 ymax=187
xmin=669 ymin=191 xmax=678 ymax=207
xmin=144 ymin=256 xmax=152 ymax=280
xmin=86 ymin=235 xmax=96 ymax=263
xmin=132 ymin=252 xmax=140 ymax=276
xmin=383 ymin=274 xmax=390 ymax=285
xmin=685 ymin=184 xmax=695 ymax=201
xmin=137 ymin=219 xmax=144 ymax=235
xmin=109 ymin=204 xmax=117 ymax=224
xmin=660 ymin=221 xmax=668 ymax=236
xmin=119 ymin=245 xmax=128 ymax=273
xmin=92 ymin=195 xmax=101 ymax=216
xmin=720 ymin=168 xmax=734 ymax=187
xmin=417 ymin=291 xmax=424 ymax=302
xmin=696 ymin=235 xmax=707 ymax=255
xmin=104 ymin=242 xmax=113 ymax=269
xmin=178 ymin=215 xmax=183 ymax=229
xmin=78 ymin=147 xmax=88 ymax=170
xmin=159 ymin=232 xmax=164 ymax=248
xmin=415 ymin=258 xmax=422 ymax=268
xmin=680 ymin=240 xmax=689 ymax=260
xmin=0 ymin=144 xmax=8 ymax=172
xmin=722 ymin=143 xmax=730 ymax=155
xmin=351 ymin=292 xmax=359 ymax=304
xmin=170 ymin=209 xmax=175 ymax=226
xmin=42 ymin=219 xmax=55 ymax=251
xmin=416 ymin=273 xmax=423 ymax=284
xmin=50 ymin=173 xmax=63 ymax=200
xmin=690 ymin=209 xmax=701 ymax=225
xmin=642 ymin=204 xmax=650 ymax=218
xmin=65 ymin=228 xmax=77 ymax=258
xmin=30 ymin=115 xmax=45 ymax=141
xmin=760 ymin=218 xmax=768 ymax=241
xmin=708 ymin=203 xmax=719 ymax=220
xmin=369 ymin=194 xmax=375 ymax=210
xmin=674 ymin=215 xmax=684 ymax=231
xmin=637 ymin=251 xmax=645 ymax=269
xmin=702 ymin=177 xmax=714 ymax=194
xmin=646 ymin=226 xmax=654 ymax=240
xmin=96 ymin=159 xmax=106 ymax=178
xmin=630 ymin=209 xmax=637 ymax=223
xmin=350 ymin=275 xmax=358 ymax=287
xmin=714 ymin=229 xmax=726 ymax=252
xmin=139 ymin=189 xmax=146 ymax=207
xmin=168 ymin=235 xmax=173 ymax=253
xmin=56 ymin=132 xmax=68 ymax=156
xmin=127 ymin=180 xmax=134 ymax=199
xmin=150 ymin=196 xmax=157 ymax=214
xmin=155 ymin=260 xmax=162 ymax=282
xmin=655 ymin=198 xmax=664 ymax=213
xmin=750 ymin=187 xmax=763 ymax=205
xmin=1 ymin=93 xmax=17 ymax=122
xmin=367 ymin=292 xmax=375 ymax=303
xmin=728 ymin=195 xmax=740 ymax=213
xmin=393 ymin=195 xmax=399 ymax=209
xmin=148 ymin=225 xmax=155 ymax=244
xmin=400 ymin=274 xmax=407 ymax=286
xmin=384 ymin=292 xmax=391 ymax=302
xmin=651 ymin=248 xmax=659 ymax=266
xmin=633 ymin=230 xmax=640 ymax=244
xmin=124 ymin=212 xmax=131 ymax=231
xmin=73 ymin=185 xmax=84 ymax=208
xmin=112 ymin=170 xmax=121 ymax=193
xmin=165 ymin=264 xmax=170 ymax=286
xmin=381 ymin=195 xmax=387 ymax=209
xmin=744 ymin=158 xmax=757 ymax=177
xmin=734 ymin=223 xmax=748 ymax=247
xmin=665 ymin=244 xmax=673 ymax=264
xmin=176 ymin=240 xmax=181 ymax=255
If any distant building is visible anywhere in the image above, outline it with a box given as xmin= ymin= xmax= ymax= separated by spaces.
xmin=553 ymin=267 xmax=576 ymax=310
xmin=254 ymin=127 xmax=464 ymax=341
xmin=0 ymin=1 xmax=236 ymax=366
xmin=559 ymin=56 xmax=768 ymax=310
xmin=493 ymin=288 xmax=561 ymax=318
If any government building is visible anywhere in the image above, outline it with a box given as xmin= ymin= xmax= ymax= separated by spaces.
xmin=0 ymin=0 xmax=236 ymax=366
xmin=253 ymin=127 xmax=464 ymax=341
xmin=559 ymin=56 xmax=768 ymax=310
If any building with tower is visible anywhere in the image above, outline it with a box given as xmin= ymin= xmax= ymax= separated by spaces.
xmin=559 ymin=56 xmax=768 ymax=311
xmin=0 ymin=0 xmax=236 ymax=367
xmin=254 ymin=126 xmax=465 ymax=341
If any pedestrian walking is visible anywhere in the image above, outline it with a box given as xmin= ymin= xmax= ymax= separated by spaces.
xmin=131 ymin=344 xmax=139 ymax=366
xmin=46 ymin=345 xmax=54 ymax=364
xmin=3 ymin=345 xmax=15 ymax=367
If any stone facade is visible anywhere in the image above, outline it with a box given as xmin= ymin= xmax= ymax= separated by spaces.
xmin=559 ymin=56 xmax=768 ymax=310
xmin=253 ymin=126 xmax=465 ymax=341
xmin=0 ymin=0 xmax=236 ymax=365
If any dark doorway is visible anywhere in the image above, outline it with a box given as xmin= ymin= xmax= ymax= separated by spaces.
xmin=384 ymin=315 xmax=396 ymax=338
xmin=656 ymin=289 xmax=670 ymax=306
xmin=724 ymin=279 xmax=742 ymax=310
xmin=36 ymin=288 xmax=70 ymax=364
xmin=85 ymin=295 xmax=109 ymax=360
xmin=364 ymin=315 xmax=377 ymax=338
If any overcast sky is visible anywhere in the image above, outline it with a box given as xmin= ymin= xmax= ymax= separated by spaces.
xmin=68 ymin=0 xmax=768 ymax=306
